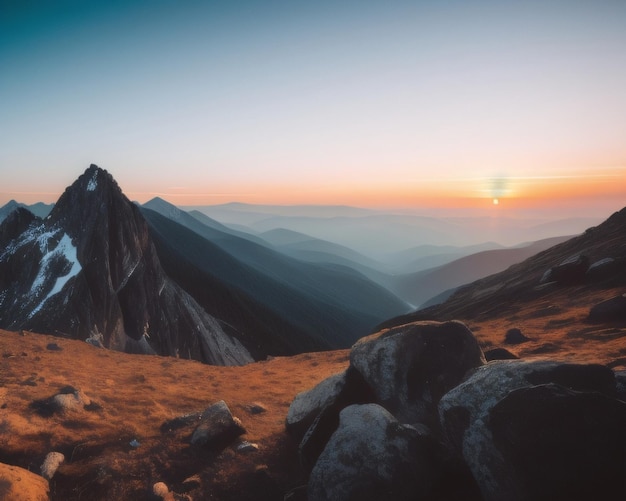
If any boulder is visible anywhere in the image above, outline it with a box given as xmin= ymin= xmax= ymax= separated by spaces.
xmin=586 ymin=257 xmax=618 ymax=282
xmin=190 ymin=400 xmax=245 ymax=449
xmin=540 ymin=254 xmax=589 ymax=285
xmin=285 ymin=366 xmax=374 ymax=465
xmin=503 ymin=327 xmax=530 ymax=345
xmin=286 ymin=371 xmax=348 ymax=439
xmin=308 ymin=404 xmax=442 ymax=501
xmin=484 ymin=347 xmax=518 ymax=361
xmin=439 ymin=360 xmax=618 ymax=501
xmin=30 ymin=386 xmax=92 ymax=416
xmin=350 ymin=320 xmax=485 ymax=424
xmin=588 ymin=293 xmax=626 ymax=323
xmin=489 ymin=383 xmax=626 ymax=500
xmin=0 ymin=462 xmax=50 ymax=501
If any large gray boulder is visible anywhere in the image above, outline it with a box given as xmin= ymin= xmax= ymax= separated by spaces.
xmin=286 ymin=371 xmax=348 ymax=439
xmin=489 ymin=383 xmax=626 ymax=500
xmin=308 ymin=404 xmax=442 ymax=501
xmin=439 ymin=360 xmax=619 ymax=501
xmin=350 ymin=320 xmax=485 ymax=424
xmin=288 ymin=368 xmax=374 ymax=470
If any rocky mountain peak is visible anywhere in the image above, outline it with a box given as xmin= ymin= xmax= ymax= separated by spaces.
xmin=0 ymin=207 xmax=39 ymax=249
xmin=0 ymin=165 xmax=252 ymax=366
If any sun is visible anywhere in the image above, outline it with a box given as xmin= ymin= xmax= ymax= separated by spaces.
xmin=492 ymin=198 xmax=499 ymax=205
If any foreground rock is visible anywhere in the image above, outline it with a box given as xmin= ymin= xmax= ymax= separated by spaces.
xmin=490 ymin=383 xmax=626 ymax=500
xmin=190 ymin=400 xmax=246 ymax=449
xmin=350 ymin=320 xmax=485 ymax=425
xmin=0 ymin=462 xmax=49 ymax=501
xmin=439 ymin=360 xmax=621 ymax=501
xmin=588 ymin=293 xmax=626 ymax=322
xmin=308 ymin=404 xmax=442 ymax=501
xmin=286 ymin=371 xmax=348 ymax=438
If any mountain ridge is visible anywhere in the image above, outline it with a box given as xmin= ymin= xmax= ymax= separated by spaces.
xmin=0 ymin=165 xmax=252 ymax=365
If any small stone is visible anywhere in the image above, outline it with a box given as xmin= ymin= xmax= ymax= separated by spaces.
xmin=245 ymin=402 xmax=267 ymax=415
xmin=236 ymin=441 xmax=259 ymax=453
xmin=41 ymin=451 xmax=65 ymax=480
xmin=129 ymin=439 xmax=140 ymax=448
xmin=46 ymin=342 xmax=63 ymax=351
xmin=153 ymin=482 xmax=175 ymax=501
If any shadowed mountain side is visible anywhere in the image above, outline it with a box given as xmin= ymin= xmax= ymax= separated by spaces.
xmin=145 ymin=200 xmax=410 ymax=314
xmin=256 ymin=228 xmax=397 ymax=288
xmin=386 ymin=242 xmax=506 ymax=274
xmin=391 ymin=235 xmax=573 ymax=307
xmin=382 ymin=207 xmax=626 ymax=328
xmin=0 ymin=200 xmax=54 ymax=223
xmin=143 ymin=212 xmax=328 ymax=357
xmin=141 ymin=208 xmax=410 ymax=350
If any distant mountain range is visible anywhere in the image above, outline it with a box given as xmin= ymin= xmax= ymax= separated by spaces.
xmin=186 ymin=202 xmax=602 ymax=261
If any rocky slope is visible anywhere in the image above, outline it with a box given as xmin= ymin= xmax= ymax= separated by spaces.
xmin=0 ymin=165 xmax=252 ymax=365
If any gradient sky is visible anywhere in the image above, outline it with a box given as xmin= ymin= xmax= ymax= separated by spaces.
xmin=1 ymin=0 xmax=625 ymax=215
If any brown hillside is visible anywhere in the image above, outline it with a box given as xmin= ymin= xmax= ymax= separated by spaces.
xmin=0 ymin=330 xmax=348 ymax=500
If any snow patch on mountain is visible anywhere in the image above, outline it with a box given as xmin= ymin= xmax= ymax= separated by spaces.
xmin=29 ymin=233 xmax=82 ymax=317
xmin=87 ymin=170 xmax=98 ymax=191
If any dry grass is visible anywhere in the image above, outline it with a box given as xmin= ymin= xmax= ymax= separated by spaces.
xmin=0 ymin=329 xmax=348 ymax=500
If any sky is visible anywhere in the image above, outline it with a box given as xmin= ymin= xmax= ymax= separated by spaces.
xmin=1 ymin=0 xmax=625 ymax=216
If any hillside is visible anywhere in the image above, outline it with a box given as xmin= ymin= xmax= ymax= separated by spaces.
xmin=392 ymin=235 xmax=573 ymax=307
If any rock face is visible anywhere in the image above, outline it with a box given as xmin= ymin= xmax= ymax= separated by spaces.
xmin=308 ymin=404 xmax=441 ymax=501
xmin=289 ymin=321 xmax=626 ymax=501
xmin=0 ymin=165 xmax=252 ymax=366
xmin=350 ymin=320 xmax=485 ymax=424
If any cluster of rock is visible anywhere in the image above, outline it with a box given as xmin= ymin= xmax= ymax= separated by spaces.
xmin=540 ymin=253 xmax=626 ymax=286
xmin=286 ymin=320 xmax=626 ymax=500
